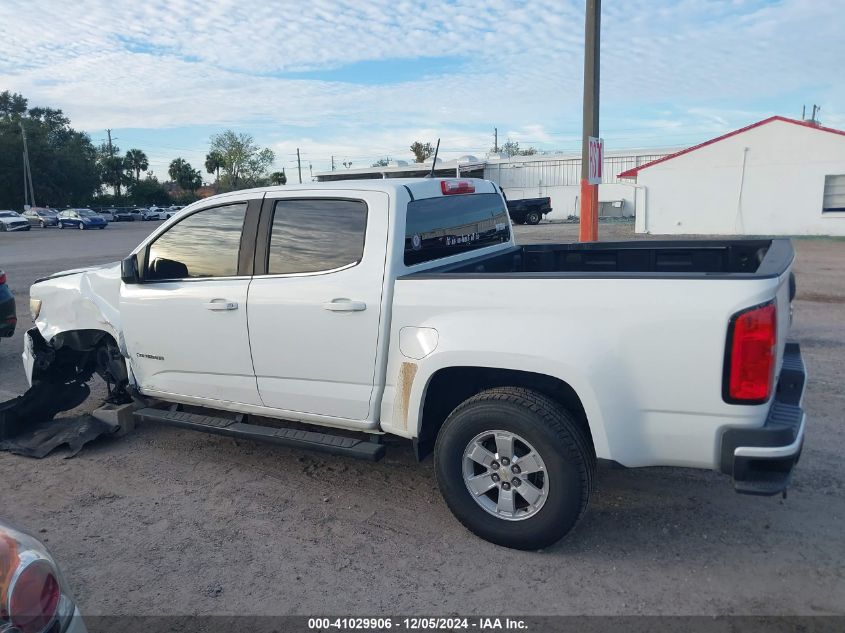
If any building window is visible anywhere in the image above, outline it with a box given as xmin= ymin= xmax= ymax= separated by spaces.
xmin=823 ymin=175 xmax=845 ymax=213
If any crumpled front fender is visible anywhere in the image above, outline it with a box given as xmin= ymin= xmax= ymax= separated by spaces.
xmin=30 ymin=262 xmax=122 ymax=346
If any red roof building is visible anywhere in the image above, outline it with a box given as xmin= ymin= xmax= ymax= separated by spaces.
xmin=618 ymin=116 xmax=845 ymax=236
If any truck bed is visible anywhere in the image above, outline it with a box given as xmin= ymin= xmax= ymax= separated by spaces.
xmin=404 ymin=239 xmax=794 ymax=279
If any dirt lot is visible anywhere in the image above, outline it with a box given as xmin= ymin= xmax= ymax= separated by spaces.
xmin=1 ymin=221 xmax=843 ymax=616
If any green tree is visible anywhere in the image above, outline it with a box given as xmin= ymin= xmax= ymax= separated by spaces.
xmin=497 ymin=139 xmax=537 ymax=157
xmin=208 ymin=130 xmax=275 ymax=190
xmin=205 ymin=150 xmax=224 ymax=192
xmin=270 ymin=170 xmax=287 ymax=185
xmin=0 ymin=91 xmax=28 ymax=118
xmin=168 ymin=157 xmax=202 ymax=192
xmin=125 ymin=148 xmax=149 ymax=182
xmin=371 ymin=157 xmax=391 ymax=167
xmin=128 ymin=173 xmax=170 ymax=206
xmin=0 ymin=92 xmax=99 ymax=208
xmin=98 ymin=143 xmax=130 ymax=199
xmin=410 ymin=141 xmax=434 ymax=163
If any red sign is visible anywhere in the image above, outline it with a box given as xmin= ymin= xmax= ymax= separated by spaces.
xmin=588 ymin=137 xmax=603 ymax=185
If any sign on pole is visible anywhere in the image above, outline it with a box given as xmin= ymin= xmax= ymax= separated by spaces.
xmin=587 ymin=136 xmax=603 ymax=185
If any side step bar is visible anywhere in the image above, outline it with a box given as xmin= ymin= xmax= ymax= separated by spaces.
xmin=134 ymin=408 xmax=385 ymax=461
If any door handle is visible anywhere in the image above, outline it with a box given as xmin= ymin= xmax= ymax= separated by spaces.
xmin=204 ymin=298 xmax=239 ymax=311
xmin=322 ymin=299 xmax=367 ymax=312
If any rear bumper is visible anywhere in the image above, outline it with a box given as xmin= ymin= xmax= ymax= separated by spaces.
xmin=719 ymin=342 xmax=806 ymax=495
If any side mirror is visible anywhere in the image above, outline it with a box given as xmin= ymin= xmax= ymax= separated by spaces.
xmin=121 ymin=254 xmax=140 ymax=284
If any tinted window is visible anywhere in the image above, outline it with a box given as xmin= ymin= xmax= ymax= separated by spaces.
xmin=147 ymin=203 xmax=246 ymax=280
xmin=404 ymin=193 xmax=510 ymax=265
xmin=267 ymin=199 xmax=367 ymax=275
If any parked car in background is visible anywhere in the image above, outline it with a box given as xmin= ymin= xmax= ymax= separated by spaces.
xmin=163 ymin=206 xmax=183 ymax=219
xmin=57 ymin=209 xmax=107 ymax=230
xmin=22 ymin=208 xmax=59 ymax=228
xmin=141 ymin=207 xmax=166 ymax=221
xmin=506 ymin=196 xmax=552 ymax=225
xmin=0 ymin=210 xmax=31 ymax=232
xmin=0 ymin=269 xmax=15 ymax=339
xmin=98 ymin=209 xmax=115 ymax=222
xmin=0 ymin=519 xmax=88 ymax=633
xmin=112 ymin=208 xmax=135 ymax=222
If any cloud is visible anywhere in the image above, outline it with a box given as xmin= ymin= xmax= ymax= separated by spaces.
xmin=1 ymin=0 xmax=842 ymax=179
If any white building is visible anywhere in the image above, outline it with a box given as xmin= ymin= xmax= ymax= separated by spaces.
xmin=618 ymin=116 xmax=845 ymax=236
xmin=315 ymin=149 xmax=676 ymax=221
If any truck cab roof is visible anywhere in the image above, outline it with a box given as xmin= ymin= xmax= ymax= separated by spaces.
xmin=193 ymin=178 xmax=499 ymax=205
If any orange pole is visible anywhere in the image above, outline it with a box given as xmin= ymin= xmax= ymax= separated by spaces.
xmin=579 ymin=179 xmax=599 ymax=242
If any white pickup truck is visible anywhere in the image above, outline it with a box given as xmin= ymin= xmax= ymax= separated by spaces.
xmin=19 ymin=178 xmax=806 ymax=549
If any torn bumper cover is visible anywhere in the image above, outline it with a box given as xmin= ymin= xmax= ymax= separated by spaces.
xmin=22 ymin=326 xmax=37 ymax=385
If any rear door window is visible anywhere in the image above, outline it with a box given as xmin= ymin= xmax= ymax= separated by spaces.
xmin=404 ymin=193 xmax=510 ymax=265
xmin=266 ymin=199 xmax=367 ymax=275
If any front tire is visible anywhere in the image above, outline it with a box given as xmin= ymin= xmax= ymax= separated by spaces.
xmin=434 ymin=387 xmax=594 ymax=550
xmin=40 ymin=221 xmax=46 ymax=228
xmin=78 ymin=222 xmax=85 ymax=230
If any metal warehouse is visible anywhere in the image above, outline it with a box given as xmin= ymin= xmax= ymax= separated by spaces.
xmin=619 ymin=116 xmax=845 ymax=236
xmin=315 ymin=149 xmax=675 ymax=221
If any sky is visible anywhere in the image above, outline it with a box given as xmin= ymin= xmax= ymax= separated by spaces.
xmin=1 ymin=0 xmax=844 ymax=182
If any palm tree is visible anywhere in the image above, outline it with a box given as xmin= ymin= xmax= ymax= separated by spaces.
xmin=205 ymin=150 xmax=224 ymax=192
xmin=168 ymin=157 xmax=188 ymax=183
xmin=125 ymin=149 xmax=149 ymax=182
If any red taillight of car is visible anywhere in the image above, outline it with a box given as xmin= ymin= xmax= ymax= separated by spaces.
xmin=9 ymin=559 xmax=60 ymax=633
xmin=0 ymin=272 xmax=6 ymax=285
xmin=441 ymin=180 xmax=475 ymax=195
xmin=724 ymin=301 xmax=777 ymax=403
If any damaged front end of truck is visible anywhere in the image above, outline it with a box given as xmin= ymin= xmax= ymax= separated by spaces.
xmin=0 ymin=264 xmax=135 ymax=457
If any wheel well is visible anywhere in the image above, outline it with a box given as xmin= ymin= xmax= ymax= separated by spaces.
xmin=31 ymin=328 xmax=125 ymax=387
xmin=415 ymin=367 xmax=593 ymax=461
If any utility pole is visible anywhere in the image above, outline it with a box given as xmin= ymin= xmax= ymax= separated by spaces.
xmin=296 ymin=148 xmax=303 ymax=184
xmin=106 ymin=128 xmax=120 ymax=197
xmin=494 ymin=127 xmax=498 ymax=153
xmin=579 ymin=0 xmax=601 ymax=242
xmin=19 ymin=120 xmax=35 ymax=208
xmin=23 ymin=154 xmax=29 ymax=208
xmin=331 ymin=155 xmax=335 ymax=171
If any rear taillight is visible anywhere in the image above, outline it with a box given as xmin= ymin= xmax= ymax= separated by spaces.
xmin=8 ymin=559 xmax=60 ymax=633
xmin=0 ymin=272 xmax=6 ymax=285
xmin=441 ymin=180 xmax=475 ymax=195
xmin=724 ymin=301 xmax=777 ymax=404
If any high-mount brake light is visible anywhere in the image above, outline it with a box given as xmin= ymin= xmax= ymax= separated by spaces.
xmin=724 ymin=301 xmax=777 ymax=404
xmin=441 ymin=180 xmax=475 ymax=195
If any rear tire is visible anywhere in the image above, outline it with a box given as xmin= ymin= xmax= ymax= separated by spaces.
xmin=434 ymin=387 xmax=594 ymax=550
xmin=40 ymin=221 xmax=46 ymax=228
xmin=526 ymin=211 xmax=541 ymax=225
xmin=78 ymin=222 xmax=85 ymax=230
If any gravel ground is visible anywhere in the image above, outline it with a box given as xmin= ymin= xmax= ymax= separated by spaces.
xmin=0 ymin=220 xmax=843 ymax=616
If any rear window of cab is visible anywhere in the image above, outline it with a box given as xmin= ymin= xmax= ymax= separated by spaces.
xmin=404 ymin=193 xmax=510 ymax=266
